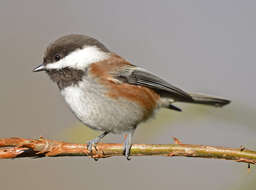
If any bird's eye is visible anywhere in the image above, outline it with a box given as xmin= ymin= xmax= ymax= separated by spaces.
xmin=54 ymin=54 xmax=61 ymax=61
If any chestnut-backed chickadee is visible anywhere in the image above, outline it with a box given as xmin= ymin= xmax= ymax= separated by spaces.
xmin=33 ymin=34 xmax=230 ymax=159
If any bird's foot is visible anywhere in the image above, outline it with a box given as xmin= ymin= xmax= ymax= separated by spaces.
xmin=123 ymin=132 xmax=133 ymax=160
xmin=123 ymin=143 xmax=132 ymax=160
xmin=87 ymin=138 xmax=100 ymax=152
xmin=87 ymin=131 xmax=109 ymax=153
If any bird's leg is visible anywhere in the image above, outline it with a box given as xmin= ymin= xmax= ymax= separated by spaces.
xmin=87 ymin=131 xmax=109 ymax=152
xmin=123 ymin=131 xmax=134 ymax=160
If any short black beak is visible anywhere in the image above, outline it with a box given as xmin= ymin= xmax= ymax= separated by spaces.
xmin=33 ymin=64 xmax=45 ymax=72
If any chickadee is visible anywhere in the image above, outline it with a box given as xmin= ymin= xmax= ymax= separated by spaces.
xmin=33 ymin=34 xmax=230 ymax=159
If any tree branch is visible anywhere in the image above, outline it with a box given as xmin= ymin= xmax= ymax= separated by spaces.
xmin=0 ymin=137 xmax=255 ymax=165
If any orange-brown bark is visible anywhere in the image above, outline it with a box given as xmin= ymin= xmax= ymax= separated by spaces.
xmin=0 ymin=137 xmax=256 ymax=165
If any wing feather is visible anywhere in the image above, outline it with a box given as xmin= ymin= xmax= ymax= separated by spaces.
xmin=113 ymin=67 xmax=193 ymax=102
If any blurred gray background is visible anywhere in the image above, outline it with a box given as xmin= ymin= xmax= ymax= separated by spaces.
xmin=0 ymin=0 xmax=256 ymax=190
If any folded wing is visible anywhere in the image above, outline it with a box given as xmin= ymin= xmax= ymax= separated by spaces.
xmin=113 ymin=66 xmax=193 ymax=102
xmin=112 ymin=66 xmax=230 ymax=107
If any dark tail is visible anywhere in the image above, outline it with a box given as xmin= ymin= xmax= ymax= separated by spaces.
xmin=188 ymin=93 xmax=231 ymax=107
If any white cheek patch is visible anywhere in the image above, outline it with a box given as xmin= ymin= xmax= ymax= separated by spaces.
xmin=46 ymin=46 xmax=110 ymax=70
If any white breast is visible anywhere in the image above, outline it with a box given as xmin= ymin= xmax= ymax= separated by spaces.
xmin=60 ymin=78 xmax=145 ymax=133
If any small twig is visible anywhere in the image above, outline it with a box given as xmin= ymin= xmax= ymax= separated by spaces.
xmin=0 ymin=137 xmax=256 ymax=165
xmin=173 ymin=137 xmax=183 ymax=145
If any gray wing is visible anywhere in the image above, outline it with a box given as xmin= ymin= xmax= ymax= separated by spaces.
xmin=113 ymin=66 xmax=193 ymax=102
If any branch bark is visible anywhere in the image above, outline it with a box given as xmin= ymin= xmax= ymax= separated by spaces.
xmin=0 ymin=137 xmax=255 ymax=165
